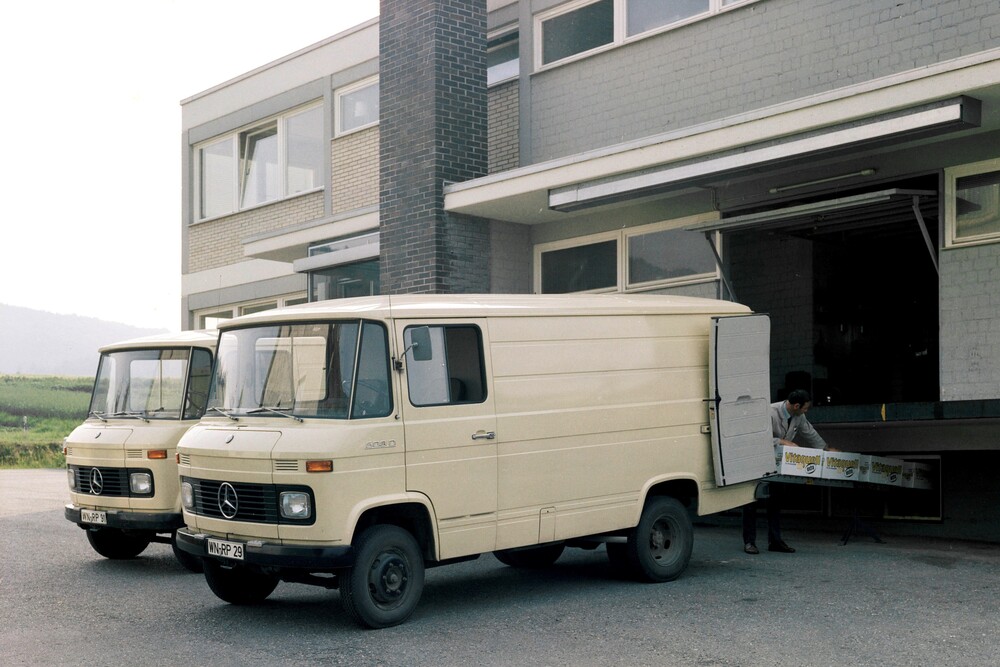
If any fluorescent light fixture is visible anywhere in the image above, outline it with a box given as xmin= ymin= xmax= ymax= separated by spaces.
xmin=768 ymin=168 xmax=876 ymax=194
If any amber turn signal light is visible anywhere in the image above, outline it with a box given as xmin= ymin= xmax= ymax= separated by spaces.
xmin=305 ymin=460 xmax=333 ymax=473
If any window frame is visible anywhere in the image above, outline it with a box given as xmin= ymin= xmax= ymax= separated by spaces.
xmin=487 ymin=29 xmax=520 ymax=86
xmin=945 ymin=158 xmax=1000 ymax=248
xmin=403 ymin=324 xmax=488 ymax=408
xmin=193 ymin=101 xmax=324 ymax=223
xmin=335 ymin=76 xmax=380 ymax=137
xmin=194 ymin=293 xmax=308 ymax=330
xmin=534 ymin=215 xmax=721 ymax=294
xmin=535 ymin=0 xmax=760 ymax=70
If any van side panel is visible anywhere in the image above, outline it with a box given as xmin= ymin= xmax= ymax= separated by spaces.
xmin=489 ymin=313 xmax=723 ymax=548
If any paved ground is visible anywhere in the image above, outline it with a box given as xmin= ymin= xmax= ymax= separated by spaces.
xmin=3 ymin=469 xmax=999 ymax=666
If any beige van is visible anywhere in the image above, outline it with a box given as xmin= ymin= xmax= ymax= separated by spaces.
xmin=175 ymin=294 xmax=774 ymax=627
xmin=65 ymin=331 xmax=216 ymax=571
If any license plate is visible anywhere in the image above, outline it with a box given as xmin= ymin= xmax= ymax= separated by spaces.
xmin=81 ymin=509 xmax=107 ymax=525
xmin=207 ymin=538 xmax=245 ymax=560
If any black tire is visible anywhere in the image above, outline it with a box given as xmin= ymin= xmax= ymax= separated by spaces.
xmin=171 ymin=532 xmax=204 ymax=573
xmin=493 ymin=543 xmax=565 ymax=569
xmin=86 ymin=528 xmax=151 ymax=560
xmin=203 ymin=559 xmax=279 ymax=605
xmin=341 ymin=525 xmax=425 ymax=629
xmin=622 ymin=497 xmax=693 ymax=583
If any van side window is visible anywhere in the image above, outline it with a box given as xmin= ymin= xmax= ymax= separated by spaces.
xmin=404 ymin=325 xmax=486 ymax=406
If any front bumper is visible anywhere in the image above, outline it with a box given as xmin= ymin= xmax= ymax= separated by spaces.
xmin=65 ymin=504 xmax=184 ymax=533
xmin=175 ymin=527 xmax=355 ymax=570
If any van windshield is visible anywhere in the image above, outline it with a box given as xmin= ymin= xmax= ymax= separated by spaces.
xmin=207 ymin=320 xmax=391 ymax=420
xmin=90 ymin=348 xmax=212 ymax=420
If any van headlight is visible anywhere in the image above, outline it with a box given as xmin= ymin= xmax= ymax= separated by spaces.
xmin=129 ymin=472 xmax=153 ymax=495
xmin=67 ymin=467 xmax=76 ymax=491
xmin=181 ymin=481 xmax=194 ymax=510
xmin=280 ymin=491 xmax=312 ymax=520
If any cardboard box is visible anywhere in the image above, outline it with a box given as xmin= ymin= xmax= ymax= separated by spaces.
xmin=821 ymin=451 xmax=862 ymax=481
xmin=858 ymin=455 xmax=904 ymax=486
xmin=774 ymin=445 xmax=824 ymax=479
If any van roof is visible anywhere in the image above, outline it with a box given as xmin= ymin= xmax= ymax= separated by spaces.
xmin=98 ymin=329 xmax=218 ymax=354
xmin=218 ymin=294 xmax=751 ymax=329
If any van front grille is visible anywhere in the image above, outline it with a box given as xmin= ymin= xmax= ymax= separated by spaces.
xmin=181 ymin=477 xmax=314 ymax=525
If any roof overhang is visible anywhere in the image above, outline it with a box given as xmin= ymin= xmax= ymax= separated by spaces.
xmin=444 ymin=50 xmax=1000 ymax=225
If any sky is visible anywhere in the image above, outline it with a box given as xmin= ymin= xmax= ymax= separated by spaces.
xmin=0 ymin=0 xmax=380 ymax=331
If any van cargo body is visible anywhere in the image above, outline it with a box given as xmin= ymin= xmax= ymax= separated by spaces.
xmin=64 ymin=330 xmax=216 ymax=571
xmin=176 ymin=294 xmax=774 ymax=627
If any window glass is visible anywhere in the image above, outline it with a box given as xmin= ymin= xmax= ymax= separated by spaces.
xmin=541 ymin=240 xmax=617 ymax=293
xmin=542 ymin=0 xmax=614 ymax=65
xmin=184 ymin=348 xmax=214 ymax=419
xmin=210 ymin=322 xmax=363 ymax=419
xmin=488 ymin=34 xmax=519 ymax=84
xmin=285 ymin=106 xmax=323 ymax=195
xmin=240 ymin=124 xmax=280 ymax=208
xmin=405 ymin=325 xmax=486 ymax=406
xmin=339 ymin=81 xmax=379 ymax=134
xmin=240 ymin=302 xmax=278 ymax=316
xmin=310 ymin=260 xmax=380 ymax=301
xmin=628 ymin=228 xmax=716 ymax=285
xmin=199 ymin=137 xmax=235 ymax=219
xmin=351 ymin=322 xmax=392 ymax=418
xmin=90 ymin=349 xmax=192 ymax=419
xmin=955 ymin=170 xmax=1000 ymax=241
xmin=627 ymin=0 xmax=709 ymax=35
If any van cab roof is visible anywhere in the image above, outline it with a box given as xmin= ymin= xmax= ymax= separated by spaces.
xmin=98 ymin=329 xmax=218 ymax=354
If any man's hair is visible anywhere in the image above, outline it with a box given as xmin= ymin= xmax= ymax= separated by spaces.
xmin=787 ymin=389 xmax=812 ymax=406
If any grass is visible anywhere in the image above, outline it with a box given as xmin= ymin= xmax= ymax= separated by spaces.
xmin=0 ymin=375 xmax=93 ymax=468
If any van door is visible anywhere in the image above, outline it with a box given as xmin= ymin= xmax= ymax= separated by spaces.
xmin=395 ymin=320 xmax=498 ymax=559
xmin=708 ymin=314 xmax=776 ymax=486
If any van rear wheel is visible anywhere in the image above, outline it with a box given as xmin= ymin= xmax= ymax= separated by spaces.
xmin=341 ymin=525 xmax=425 ymax=629
xmin=203 ymin=560 xmax=279 ymax=604
xmin=86 ymin=528 xmax=150 ymax=560
xmin=622 ymin=497 xmax=693 ymax=582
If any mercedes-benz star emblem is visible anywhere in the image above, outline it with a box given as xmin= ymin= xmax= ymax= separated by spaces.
xmin=218 ymin=482 xmax=239 ymax=519
xmin=89 ymin=468 xmax=104 ymax=495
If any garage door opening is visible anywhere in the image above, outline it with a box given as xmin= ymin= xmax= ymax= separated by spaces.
xmin=722 ymin=180 xmax=940 ymax=406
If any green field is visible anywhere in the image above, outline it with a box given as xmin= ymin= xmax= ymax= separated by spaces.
xmin=0 ymin=375 xmax=93 ymax=468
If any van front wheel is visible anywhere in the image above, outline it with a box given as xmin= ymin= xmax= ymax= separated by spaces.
xmin=623 ymin=497 xmax=693 ymax=583
xmin=86 ymin=528 xmax=150 ymax=560
xmin=341 ymin=525 xmax=425 ymax=629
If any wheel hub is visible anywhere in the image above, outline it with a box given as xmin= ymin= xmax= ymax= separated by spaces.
xmin=369 ymin=552 xmax=409 ymax=604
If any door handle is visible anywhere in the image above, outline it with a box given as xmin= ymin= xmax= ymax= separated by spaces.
xmin=471 ymin=431 xmax=496 ymax=440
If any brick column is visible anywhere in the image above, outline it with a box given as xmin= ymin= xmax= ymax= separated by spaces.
xmin=379 ymin=0 xmax=490 ymax=294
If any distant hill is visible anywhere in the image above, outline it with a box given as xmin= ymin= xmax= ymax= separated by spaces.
xmin=0 ymin=304 xmax=167 ymax=377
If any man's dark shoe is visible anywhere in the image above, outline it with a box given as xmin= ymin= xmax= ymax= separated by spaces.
xmin=768 ymin=541 xmax=796 ymax=553
xmin=744 ymin=543 xmax=759 ymax=555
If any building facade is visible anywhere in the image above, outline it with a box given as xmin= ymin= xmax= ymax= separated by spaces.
xmin=181 ymin=0 xmax=1000 ymax=540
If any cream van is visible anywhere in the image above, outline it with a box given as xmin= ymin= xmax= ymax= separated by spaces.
xmin=175 ymin=294 xmax=775 ymax=627
xmin=65 ymin=331 xmax=216 ymax=571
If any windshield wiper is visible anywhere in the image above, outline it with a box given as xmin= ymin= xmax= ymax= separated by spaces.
xmin=208 ymin=406 xmax=239 ymax=421
xmin=246 ymin=406 xmax=304 ymax=423
xmin=108 ymin=411 xmax=150 ymax=423
xmin=88 ymin=410 xmax=108 ymax=423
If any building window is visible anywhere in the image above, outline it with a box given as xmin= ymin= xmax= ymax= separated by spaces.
xmin=946 ymin=159 xmax=1000 ymax=247
xmin=310 ymin=260 xmax=380 ymax=301
xmin=535 ymin=217 xmax=719 ymax=293
xmin=195 ymin=294 xmax=307 ymax=329
xmin=540 ymin=0 xmax=613 ymax=66
xmin=626 ymin=0 xmax=708 ymax=36
xmin=537 ymin=0 xmax=759 ymax=68
xmin=337 ymin=77 xmax=379 ymax=135
xmin=488 ymin=32 xmax=519 ymax=85
xmin=194 ymin=103 xmax=323 ymax=222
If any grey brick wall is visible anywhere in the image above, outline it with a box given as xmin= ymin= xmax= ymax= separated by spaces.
xmin=379 ymin=0 xmax=491 ymax=293
xmin=940 ymin=243 xmax=1000 ymax=400
xmin=488 ymin=220 xmax=532 ymax=293
xmin=488 ymin=79 xmax=519 ymax=173
xmin=529 ymin=0 xmax=1000 ymax=163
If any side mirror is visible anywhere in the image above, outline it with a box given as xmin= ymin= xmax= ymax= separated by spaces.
xmin=409 ymin=327 xmax=433 ymax=362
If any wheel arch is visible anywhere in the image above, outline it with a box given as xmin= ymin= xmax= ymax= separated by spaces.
xmin=352 ymin=497 xmax=437 ymax=562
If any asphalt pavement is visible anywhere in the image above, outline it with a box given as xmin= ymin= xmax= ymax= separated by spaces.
xmin=2 ymin=469 xmax=999 ymax=666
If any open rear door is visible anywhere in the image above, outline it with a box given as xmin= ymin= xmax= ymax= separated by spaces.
xmin=709 ymin=314 xmax=775 ymax=486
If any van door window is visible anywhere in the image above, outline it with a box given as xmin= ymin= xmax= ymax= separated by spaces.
xmin=404 ymin=325 xmax=486 ymax=406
